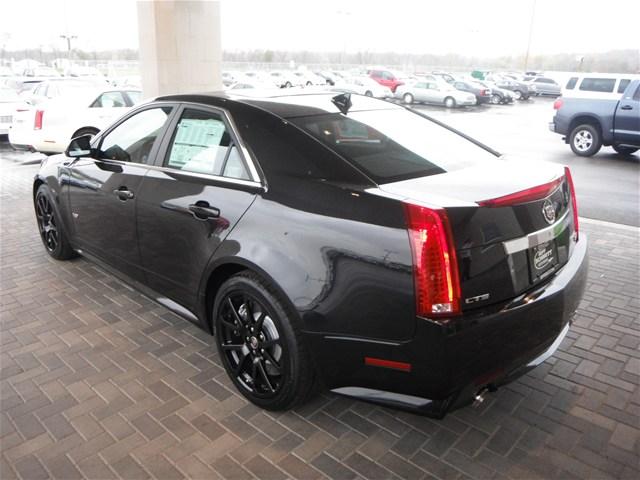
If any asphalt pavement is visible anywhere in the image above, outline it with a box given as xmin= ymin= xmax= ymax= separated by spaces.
xmin=1 ymin=97 xmax=638 ymax=226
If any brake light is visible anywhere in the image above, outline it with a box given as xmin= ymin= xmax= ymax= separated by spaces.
xmin=404 ymin=203 xmax=461 ymax=318
xmin=564 ymin=166 xmax=579 ymax=241
xmin=477 ymin=176 xmax=564 ymax=207
xmin=34 ymin=110 xmax=44 ymax=130
xmin=553 ymin=98 xmax=563 ymax=110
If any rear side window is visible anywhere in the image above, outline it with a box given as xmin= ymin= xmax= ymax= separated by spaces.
xmin=565 ymin=77 xmax=578 ymax=89
xmin=164 ymin=108 xmax=249 ymax=180
xmin=291 ymin=109 xmax=496 ymax=184
xmin=617 ymin=79 xmax=631 ymax=94
xmin=579 ymin=78 xmax=615 ymax=93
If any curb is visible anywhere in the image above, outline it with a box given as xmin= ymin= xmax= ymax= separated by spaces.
xmin=580 ymin=216 xmax=639 ymax=233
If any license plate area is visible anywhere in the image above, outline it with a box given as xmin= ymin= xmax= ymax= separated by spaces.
xmin=528 ymin=240 xmax=558 ymax=283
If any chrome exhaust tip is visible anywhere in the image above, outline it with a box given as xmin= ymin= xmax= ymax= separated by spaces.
xmin=472 ymin=388 xmax=489 ymax=408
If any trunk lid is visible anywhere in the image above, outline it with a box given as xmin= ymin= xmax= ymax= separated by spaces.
xmin=378 ymin=159 xmax=576 ymax=311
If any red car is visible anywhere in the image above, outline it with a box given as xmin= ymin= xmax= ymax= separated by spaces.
xmin=369 ymin=69 xmax=404 ymax=93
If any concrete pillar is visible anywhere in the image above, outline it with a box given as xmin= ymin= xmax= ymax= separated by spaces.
xmin=137 ymin=0 xmax=222 ymax=97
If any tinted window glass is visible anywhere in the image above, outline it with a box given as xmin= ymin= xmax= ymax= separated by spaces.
xmin=633 ymin=85 xmax=640 ymax=101
xmin=165 ymin=109 xmax=232 ymax=175
xmin=291 ymin=109 xmax=496 ymax=183
xmin=565 ymin=77 xmax=578 ymax=89
xmin=617 ymin=79 xmax=631 ymax=94
xmin=126 ymin=90 xmax=141 ymax=104
xmin=99 ymin=107 xmax=172 ymax=163
xmin=579 ymin=78 xmax=616 ymax=93
xmin=91 ymin=91 xmax=127 ymax=108
xmin=536 ymin=78 xmax=554 ymax=84
xmin=236 ymin=109 xmax=365 ymax=185
xmin=222 ymin=146 xmax=249 ymax=180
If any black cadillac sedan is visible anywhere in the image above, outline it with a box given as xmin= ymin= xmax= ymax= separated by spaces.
xmin=33 ymin=91 xmax=588 ymax=417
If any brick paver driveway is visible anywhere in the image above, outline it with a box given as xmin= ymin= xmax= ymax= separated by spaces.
xmin=1 ymin=157 xmax=639 ymax=479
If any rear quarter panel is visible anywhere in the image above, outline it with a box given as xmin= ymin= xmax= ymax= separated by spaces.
xmin=210 ymin=181 xmax=416 ymax=342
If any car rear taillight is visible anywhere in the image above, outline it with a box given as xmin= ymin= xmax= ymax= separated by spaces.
xmin=564 ymin=166 xmax=579 ymax=241
xmin=477 ymin=176 xmax=564 ymax=207
xmin=404 ymin=203 xmax=461 ymax=318
xmin=34 ymin=110 xmax=44 ymax=130
xmin=481 ymin=89 xmax=487 ymax=96
xmin=553 ymin=98 xmax=563 ymax=110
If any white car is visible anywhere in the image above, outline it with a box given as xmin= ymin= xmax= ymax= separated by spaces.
xmin=332 ymin=76 xmax=393 ymax=98
xmin=0 ymin=87 xmax=29 ymax=135
xmin=226 ymin=80 xmax=275 ymax=91
xmin=9 ymin=88 xmax=140 ymax=153
xmin=266 ymin=71 xmax=303 ymax=88
xmin=395 ymin=81 xmax=477 ymax=108
xmin=20 ymin=79 xmax=105 ymax=106
xmin=292 ymin=71 xmax=326 ymax=86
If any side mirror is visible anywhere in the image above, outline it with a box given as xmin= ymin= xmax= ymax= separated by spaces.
xmin=65 ymin=134 xmax=95 ymax=158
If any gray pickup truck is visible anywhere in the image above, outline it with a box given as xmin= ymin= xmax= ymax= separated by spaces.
xmin=549 ymin=79 xmax=640 ymax=156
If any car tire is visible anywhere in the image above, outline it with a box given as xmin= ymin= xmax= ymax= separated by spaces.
xmin=444 ymin=97 xmax=456 ymax=108
xmin=34 ymin=184 xmax=76 ymax=260
xmin=612 ymin=145 xmax=639 ymax=156
xmin=490 ymin=94 xmax=501 ymax=105
xmin=514 ymin=90 xmax=523 ymax=100
xmin=284 ymin=81 xmax=292 ymax=88
xmin=213 ymin=272 xmax=315 ymax=411
xmin=403 ymin=93 xmax=414 ymax=104
xmin=569 ymin=124 xmax=602 ymax=157
xmin=365 ymin=90 xmax=373 ymax=97
xmin=71 ymin=127 xmax=99 ymax=139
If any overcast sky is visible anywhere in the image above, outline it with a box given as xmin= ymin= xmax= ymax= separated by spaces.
xmin=1 ymin=0 xmax=639 ymax=57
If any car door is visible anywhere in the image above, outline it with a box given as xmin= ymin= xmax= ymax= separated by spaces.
xmin=426 ymin=82 xmax=444 ymax=103
xmin=135 ymin=104 xmax=261 ymax=310
xmin=66 ymin=104 xmax=176 ymax=282
xmin=614 ymin=83 xmax=640 ymax=146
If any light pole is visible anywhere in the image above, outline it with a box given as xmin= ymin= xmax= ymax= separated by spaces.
xmin=523 ymin=0 xmax=537 ymax=72
xmin=60 ymin=34 xmax=77 ymax=61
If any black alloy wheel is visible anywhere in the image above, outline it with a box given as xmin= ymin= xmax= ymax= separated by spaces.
xmin=35 ymin=192 xmax=58 ymax=253
xmin=214 ymin=272 xmax=314 ymax=410
xmin=34 ymin=185 xmax=75 ymax=260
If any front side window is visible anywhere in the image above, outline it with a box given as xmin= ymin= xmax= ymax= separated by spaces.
xmin=98 ymin=107 xmax=172 ymax=164
xmin=579 ymin=78 xmax=616 ymax=93
xmin=165 ymin=108 xmax=249 ymax=180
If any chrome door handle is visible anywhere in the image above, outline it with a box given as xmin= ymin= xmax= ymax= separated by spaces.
xmin=188 ymin=202 xmax=220 ymax=220
xmin=113 ymin=188 xmax=134 ymax=200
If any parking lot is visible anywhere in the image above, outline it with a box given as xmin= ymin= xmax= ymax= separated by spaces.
xmin=1 ymin=95 xmax=639 ymax=480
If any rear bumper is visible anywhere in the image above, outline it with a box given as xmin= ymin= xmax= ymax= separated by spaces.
xmin=310 ymin=235 xmax=588 ymax=417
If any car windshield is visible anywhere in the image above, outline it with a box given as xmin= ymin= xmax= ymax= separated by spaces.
xmin=290 ymin=109 xmax=497 ymax=183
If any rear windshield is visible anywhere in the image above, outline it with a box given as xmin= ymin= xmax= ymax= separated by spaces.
xmin=290 ymin=109 xmax=497 ymax=183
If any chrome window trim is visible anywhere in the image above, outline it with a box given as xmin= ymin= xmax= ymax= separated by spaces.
xmin=502 ymin=209 xmax=571 ymax=255
xmin=145 ymin=163 xmax=263 ymax=189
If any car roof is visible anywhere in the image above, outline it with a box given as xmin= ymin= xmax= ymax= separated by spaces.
xmin=155 ymin=91 xmax=402 ymax=118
